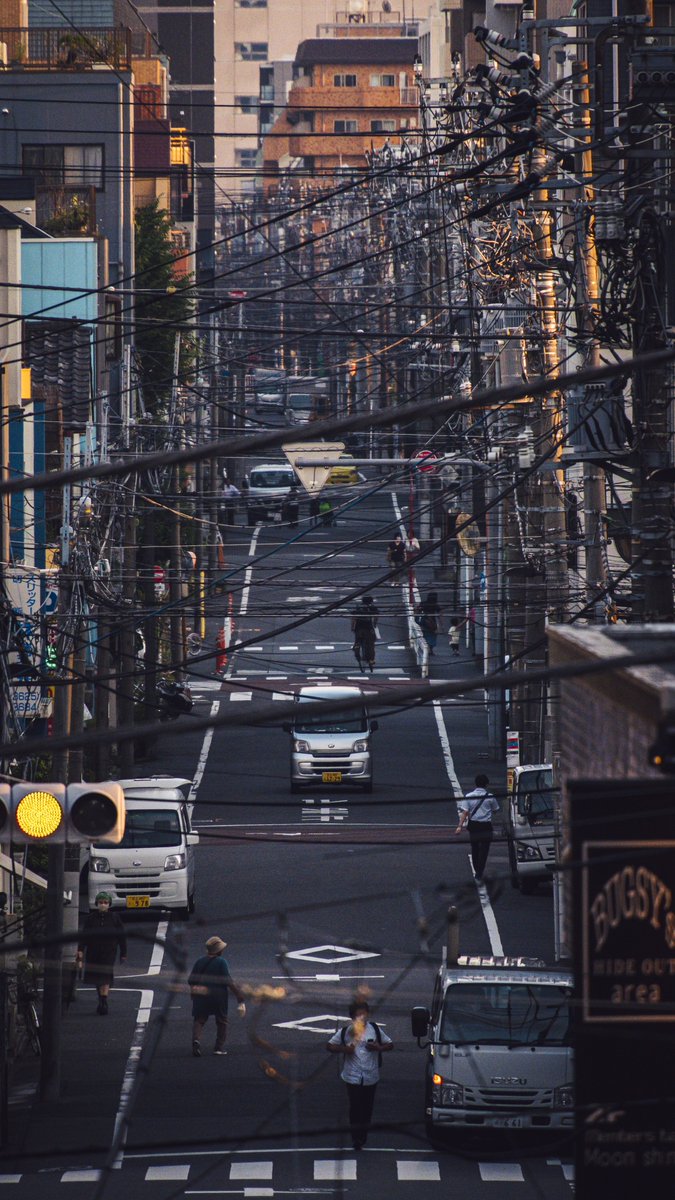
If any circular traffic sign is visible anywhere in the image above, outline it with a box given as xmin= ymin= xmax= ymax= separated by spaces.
xmin=154 ymin=565 xmax=165 ymax=585
xmin=413 ymin=449 xmax=440 ymax=473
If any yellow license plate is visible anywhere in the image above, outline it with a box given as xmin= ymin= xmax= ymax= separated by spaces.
xmin=322 ymin=771 xmax=342 ymax=783
xmin=126 ymin=895 xmax=150 ymax=909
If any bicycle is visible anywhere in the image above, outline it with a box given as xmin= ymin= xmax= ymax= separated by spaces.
xmin=14 ymin=958 xmax=42 ymax=1057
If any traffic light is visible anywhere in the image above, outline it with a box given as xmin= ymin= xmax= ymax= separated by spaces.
xmin=0 ymin=782 xmax=125 ymax=844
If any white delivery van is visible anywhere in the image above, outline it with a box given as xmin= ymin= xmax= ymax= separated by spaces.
xmin=504 ymin=764 xmax=556 ymax=894
xmin=283 ymin=685 xmax=378 ymax=792
xmin=412 ymin=951 xmax=573 ymax=1141
xmin=87 ymin=777 xmax=198 ymax=918
xmin=245 ymin=463 xmax=297 ymax=524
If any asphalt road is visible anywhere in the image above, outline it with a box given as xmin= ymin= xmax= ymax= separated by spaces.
xmin=6 ymin=489 xmax=572 ymax=1198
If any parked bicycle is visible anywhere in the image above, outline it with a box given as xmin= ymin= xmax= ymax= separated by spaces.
xmin=14 ymin=956 xmax=41 ymax=1056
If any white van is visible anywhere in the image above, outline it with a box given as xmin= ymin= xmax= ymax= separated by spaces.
xmin=284 ymin=685 xmax=378 ymax=792
xmin=87 ymin=777 xmax=198 ymax=918
xmin=504 ymin=764 xmax=556 ymax=894
xmin=245 ymin=462 xmax=297 ymax=524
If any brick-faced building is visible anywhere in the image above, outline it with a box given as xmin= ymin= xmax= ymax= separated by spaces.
xmin=262 ymin=36 xmax=419 ymax=190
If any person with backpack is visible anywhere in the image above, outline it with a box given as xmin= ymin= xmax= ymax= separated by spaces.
xmin=416 ymin=591 xmax=441 ymax=654
xmin=327 ymin=998 xmax=393 ymax=1150
xmin=454 ymin=773 xmax=500 ymax=883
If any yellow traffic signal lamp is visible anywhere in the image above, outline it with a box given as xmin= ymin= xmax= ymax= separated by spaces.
xmin=0 ymin=782 xmax=125 ymax=844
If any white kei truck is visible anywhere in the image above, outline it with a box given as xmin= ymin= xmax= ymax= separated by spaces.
xmin=411 ymin=910 xmax=574 ymax=1141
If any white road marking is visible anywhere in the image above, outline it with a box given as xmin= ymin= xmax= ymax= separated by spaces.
xmin=146 ymin=1165 xmax=191 ymax=1181
xmin=111 ymin=988 xmax=154 ymax=1166
xmin=148 ymin=920 xmax=169 ymax=976
xmin=396 ymin=1161 xmax=441 ymax=1181
xmin=315 ymin=645 xmax=335 ymax=650
xmin=0 ymin=1176 xmax=22 ymax=1184
xmin=314 ymin=1160 xmax=357 ymax=1181
xmin=239 ymin=527 xmax=261 ymax=616
xmin=479 ymin=1163 xmax=524 ymax=1182
xmin=61 ymin=1170 xmax=102 ymax=1182
xmin=230 ymin=692 xmax=253 ymax=702
xmin=279 ymin=645 xmax=298 ymax=650
xmin=285 ymin=945 xmax=380 ymax=964
xmin=272 ymin=692 xmax=289 ymax=701
xmin=230 ymin=1163 xmax=273 ymax=1181
xmin=189 ymin=700 xmax=220 ymax=808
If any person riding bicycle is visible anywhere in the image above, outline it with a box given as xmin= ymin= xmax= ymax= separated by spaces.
xmin=351 ymin=595 xmax=379 ymax=673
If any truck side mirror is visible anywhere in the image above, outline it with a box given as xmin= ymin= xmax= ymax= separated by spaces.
xmin=187 ymin=833 xmax=200 ymax=846
xmin=370 ymin=719 xmax=379 ymax=732
xmin=411 ymin=1006 xmax=430 ymax=1040
xmin=282 ymin=722 xmax=292 ymax=733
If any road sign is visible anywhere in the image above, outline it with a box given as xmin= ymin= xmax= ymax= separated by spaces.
xmin=154 ymin=565 xmax=165 ymax=585
xmin=413 ymin=449 xmax=440 ymax=473
xmin=283 ymin=442 xmax=346 ymax=496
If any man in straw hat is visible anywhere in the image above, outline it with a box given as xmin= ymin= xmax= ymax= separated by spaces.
xmin=188 ymin=935 xmax=246 ymax=1056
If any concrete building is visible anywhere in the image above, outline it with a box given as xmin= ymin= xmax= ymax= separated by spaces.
xmin=261 ymin=34 xmax=419 ymax=190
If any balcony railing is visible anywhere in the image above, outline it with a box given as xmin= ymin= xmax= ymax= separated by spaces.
xmin=36 ymin=187 xmax=97 ymax=236
xmin=0 ymin=27 xmax=132 ymax=71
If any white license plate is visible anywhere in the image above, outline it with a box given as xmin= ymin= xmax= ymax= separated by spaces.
xmin=126 ymin=895 xmax=150 ymax=909
xmin=486 ymin=1117 xmax=523 ymax=1128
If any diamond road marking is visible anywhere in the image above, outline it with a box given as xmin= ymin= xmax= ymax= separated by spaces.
xmin=145 ymin=1165 xmax=190 ymax=1181
xmin=397 ymin=1161 xmax=441 ymax=1181
xmin=230 ymin=1163 xmax=273 ymax=1181
xmin=229 ymin=692 xmax=253 ymax=701
xmin=479 ymin=1163 xmax=525 ymax=1182
xmin=314 ymin=1160 xmax=357 ymax=1181
xmin=285 ymin=944 xmax=380 ymax=964
xmin=273 ymin=1013 xmax=346 ymax=1034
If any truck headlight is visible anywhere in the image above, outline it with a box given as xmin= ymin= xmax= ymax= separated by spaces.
xmin=554 ymin=1084 xmax=574 ymax=1108
xmin=164 ymin=853 xmax=186 ymax=871
xmin=517 ymin=843 xmax=543 ymax=861
xmin=294 ymin=739 xmax=310 ymax=752
xmin=352 ymin=740 xmax=368 ymax=753
xmin=90 ymin=857 xmax=110 ymax=873
xmin=432 ymin=1075 xmax=464 ymax=1106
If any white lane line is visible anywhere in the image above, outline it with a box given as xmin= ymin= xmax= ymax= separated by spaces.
xmin=188 ymin=699 xmax=220 ymax=808
xmin=0 ymin=1176 xmax=22 ymax=1184
xmin=432 ymin=700 xmax=503 ymax=955
xmin=314 ymin=1160 xmax=357 ymax=1181
xmin=240 ymin=526 xmax=261 ymax=617
xmin=315 ymin=644 xmax=335 ymax=650
xmin=397 ymin=1161 xmax=441 ymax=1181
xmin=479 ymin=1163 xmax=524 ymax=1182
xmin=111 ymin=988 xmax=154 ymax=1167
xmin=148 ymin=919 xmax=169 ymax=976
xmin=61 ymin=1170 xmax=102 ymax=1182
xmin=230 ymin=692 xmax=253 ymax=702
xmin=279 ymin=645 xmax=298 ymax=650
xmin=431 ymin=700 xmax=462 ymax=797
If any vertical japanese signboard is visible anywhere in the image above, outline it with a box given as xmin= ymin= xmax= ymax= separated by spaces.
xmin=570 ymin=779 xmax=675 ymax=1197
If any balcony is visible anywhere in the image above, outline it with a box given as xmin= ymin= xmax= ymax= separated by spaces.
xmin=0 ymin=27 xmax=132 ymax=71
xmin=36 ymin=187 xmax=97 ymax=236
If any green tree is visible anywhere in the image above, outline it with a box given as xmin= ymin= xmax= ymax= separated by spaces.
xmin=134 ymin=200 xmax=195 ymax=409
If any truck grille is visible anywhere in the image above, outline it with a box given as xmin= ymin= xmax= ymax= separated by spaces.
xmin=468 ymin=1087 xmax=552 ymax=1108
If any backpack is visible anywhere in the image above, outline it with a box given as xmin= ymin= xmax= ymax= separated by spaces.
xmin=341 ymin=1020 xmax=383 ymax=1066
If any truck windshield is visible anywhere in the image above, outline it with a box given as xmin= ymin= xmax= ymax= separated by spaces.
xmin=288 ymin=394 xmax=312 ymax=410
xmin=295 ymin=704 xmax=368 ymax=734
xmin=95 ymin=809 xmax=182 ymax=849
xmin=440 ymin=983 xmax=571 ymax=1046
xmin=517 ymin=769 xmax=554 ymax=822
xmin=250 ymin=471 xmax=293 ymax=489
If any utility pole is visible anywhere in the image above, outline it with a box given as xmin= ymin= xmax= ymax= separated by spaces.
xmin=118 ymin=481 xmax=137 ymax=776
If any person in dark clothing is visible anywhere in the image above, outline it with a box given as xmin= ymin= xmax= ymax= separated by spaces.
xmin=188 ymin=935 xmax=246 ymax=1056
xmin=76 ymin=892 xmax=127 ymax=1015
xmin=386 ymin=534 xmax=406 ymax=586
xmin=309 ymin=496 xmax=321 ymax=526
xmin=351 ymin=595 xmax=379 ymax=672
xmin=454 ymin=773 xmax=500 ymax=883
xmin=283 ymin=484 xmax=300 ymax=528
xmin=416 ymin=591 xmax=442 ymax=654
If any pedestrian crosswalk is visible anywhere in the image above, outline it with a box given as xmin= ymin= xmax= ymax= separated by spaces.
xmin=16 ymin=1152 xmax=574 ymax=1191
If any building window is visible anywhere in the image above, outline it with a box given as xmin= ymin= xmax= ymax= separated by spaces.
xmin=23 ymin=144 xmax=104 ymax=189
xmin=370 ymin=119 xmax=397 ymax=133
xmin=235 ymin=0 xmax=267 ymax=5
xmin=333 ymin=74 xmax=357 ymax=87
xmin=235 ymin=42 xmax=268 ymax=61
xmin=235 ymin=148 xmax=258 ymax=170
xmin=370 ymin=74 xmax=396 ymax=87
xmin=236 ymin=95 xmax=258 ymax=113
xmin=334 ymin=120 xmax=358 ymax=133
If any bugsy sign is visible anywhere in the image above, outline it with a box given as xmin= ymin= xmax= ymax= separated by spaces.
xmin=570 ymin=779 xmax=675 ymax=1198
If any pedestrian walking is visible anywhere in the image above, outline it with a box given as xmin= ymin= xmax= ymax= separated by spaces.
xmin=448 ymin=616 xmax=464 ymax=656
xmin=327 ymin=998 xmax=393 ymax=1150
xmin=454 ymin=774 xmax=500 ymax=883
xmin=188 ymin=935 xmax=246 ymax=1056
xmin=220 ymin=480 xmax=241 ymax=527
xmin=76 ymin=892 xmax=127 ymax=1015
xmin=319 ymin=498 xmax=334 ymax=526
xmin=416 ymin=591 xmax=442 ymax=654
xmin=283 ymin=483 xmax=300 ymax=527
xmin=385 ymin=533 xmax=406 ymax=586
xmin=309 ymin=496 xmax=321 ymax=526
xmin=351 ymin=595 xmax=379 ymax=672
